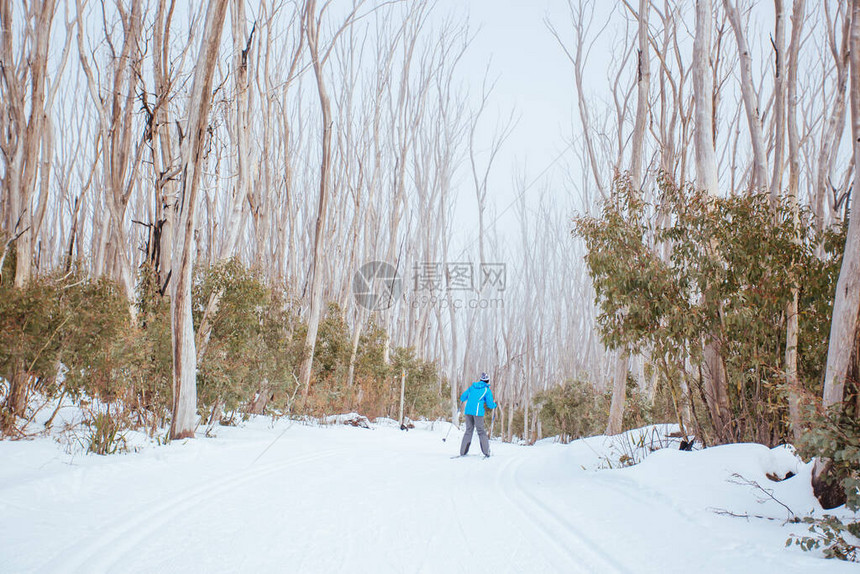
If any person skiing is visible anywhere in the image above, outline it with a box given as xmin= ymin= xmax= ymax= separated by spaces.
xmin=459 ymin=372 xmax=496 ymax=457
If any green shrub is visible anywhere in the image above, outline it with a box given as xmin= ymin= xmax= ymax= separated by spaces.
xmin=193 ymin=259 xmax=303 ymax=420
xmin=573 ymin=174 xmax=841 ymax=445
xmin=85 ymin=410 xmax=128 ymax=455
xmin=535 ymin=379 xmax=608 ymax=442
xmin=315 ymin=303 xmax=351 ymax=379
xmin=391 ymin=346 xmax=447 ymax=420
xmin=790 ymin=402 xmax=860 ymax=561
xmin=622 ymin=376 xmax=655 ymax=431
xmin=0 ymin=272 xmax=64 ymax=431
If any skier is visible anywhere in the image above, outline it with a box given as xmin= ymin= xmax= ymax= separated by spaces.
xmin=459 ymin=372 xmax=496 ymax=457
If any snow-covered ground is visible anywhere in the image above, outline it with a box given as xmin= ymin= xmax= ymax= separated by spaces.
xmin=0 ymin=417 xmax=856 ymax=573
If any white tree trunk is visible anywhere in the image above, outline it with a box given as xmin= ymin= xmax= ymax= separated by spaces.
xmin=812 ymin=0 xmax=860 ymax=506
xmin=694 ymin=0 xmax=732 ymax=443
xmin=170 ymin=0 xmax=230 ymax=440
xmin=606 ymin=0 xmax=650 ymax=434
xmin=723 ymin=0 xmax=769 ymax=192
xmin=605 ymin=351 xmax=629 ymax=435
xmin=298 ymin=0 xmax=334 ymax=397
xmin=784 ymin=0 xmax=807 ymax=443
xmin=769 ymin=0 xmax=786 ymax=202
xmin=819 ymin=0 xmax=860 ymax=413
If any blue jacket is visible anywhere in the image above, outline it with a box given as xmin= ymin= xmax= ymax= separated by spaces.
xmin=459 ymin=381 xmax=496 ymax=416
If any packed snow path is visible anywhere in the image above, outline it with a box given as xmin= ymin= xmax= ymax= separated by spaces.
xmin=0 ymin=419 xmax=855 ymax=573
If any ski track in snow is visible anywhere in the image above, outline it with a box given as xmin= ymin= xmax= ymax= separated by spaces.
xmin=3 ymin=422 xmax=858 ymax=573
xmin=39 ymin=448 xmax=344 ymax=573
xmin=513 ymin=458 xmax=630 ymax=573
xmin=497 ymin=455 xmax=627 ymax=573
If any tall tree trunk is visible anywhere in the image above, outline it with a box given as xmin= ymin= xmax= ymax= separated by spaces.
xmin=814 ymin=4 xmax=851 ymax=231
xmin=151 ymin=0 xmax=179 ymax=293
xmin=606 ymin=351 xmax=629 ymax=435
xmin=812 ymin=0 xmax=860 ymax=508
xmin=769 ymin=0 xmax=787 ymax=203
xmin=693 ymin=0 xmax=732 ymax=443
xmin=3 ymin=0 xmax=57 ymax=288
xmin=607 ymin=0 xmax=650 ymax=435
xmin=298 ymin=0 xmax=334 ymax=398
xmin=169 ymin=0 xmax=230 ymax=440
xmin=196 ymin=0 xmax=254 ymax=365
xmin=784 ymin=0 xmax=806 ymax=444
xmin=723 ymin=0 xmax=769 ymax=192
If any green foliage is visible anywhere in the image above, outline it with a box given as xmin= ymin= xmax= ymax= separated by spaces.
xmin=355 ymin=320 xmax=390 ymax=382
xmin=787 ymin=400 xmax=860 ymax=561
xmin=193 ymin=259 xmax=303 ymax=417
xmin=315 ymin=303 xmax=351 ymax=379
xmin=85 ymin=411 xmax=127 ymax=455
xmin=622 ymin=376 xmax=655 ymax=431
xmin=0 ymin=273 xmax=65 ymax=386
xmin=0 ymin=254 xmax=445 ymax=439
xmin=798 ymin=404 xmax=860 ymax=511
xmin=573 ymin=174 xmax=841 ymax=445
xmin=391 ymin=346 xmax=447 ymax=420
xmin=0 ymin=264 xmax=174 ymax=435
xmin=132 ymin=264 xmax=173 ymax=421
xmin=60 ymin=276 xmax=134 ymax=401
xmin=535 ymin=379 xmax=608 ymax=442
xmin=789 ymin=515 xmax=860 ymax=562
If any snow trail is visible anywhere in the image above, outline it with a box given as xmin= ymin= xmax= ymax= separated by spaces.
xmin=0 ymin=420 xmax=855 ymax=573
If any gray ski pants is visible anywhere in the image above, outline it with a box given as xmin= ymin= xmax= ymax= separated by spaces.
xmin=460 ymin=414 xmax=490 ymax=456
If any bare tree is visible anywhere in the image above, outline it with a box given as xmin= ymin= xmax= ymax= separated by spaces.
xmin=607 ymin=0 xmax=651 ymax=437
xmin=0 ymin=0 xmax=58 ymax=288
xmin=812 ymin=0 xmax=860 ymax=507
xmin=783 ymin=0 xmax=806 ymax=443
xmin=169 ymin=0 xmax=230 ymax=440
xmin=298 ymin=0 xmax=367 ymax=397
xmin=693 ymin=0 xmax=732 ymax=443
xmin=769 ymin=0 xmax=786 ymax=203
xmin=723 ymin=0 xmax=768 ymax=192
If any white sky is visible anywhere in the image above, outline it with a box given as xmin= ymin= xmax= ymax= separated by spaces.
xmin=431 ymin=0 xmax=582 ymax=258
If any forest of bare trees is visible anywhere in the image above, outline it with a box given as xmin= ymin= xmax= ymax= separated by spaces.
xmin=1 ymin=0 xmax=859 ymax=512
xmin=0 ymin=0 xmax=605 ymax=445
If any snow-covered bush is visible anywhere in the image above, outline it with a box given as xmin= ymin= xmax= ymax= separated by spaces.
xmin=790 ymin=403 xmax=860 ymax=561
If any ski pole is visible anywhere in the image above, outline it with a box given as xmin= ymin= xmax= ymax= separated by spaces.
xmin=443 ymin=407 xmax=460 ymax=442
xmin=442 ymin=423 xmax=453 ymax=442
xmin=489 ymin=403 xmax=498 ymax=439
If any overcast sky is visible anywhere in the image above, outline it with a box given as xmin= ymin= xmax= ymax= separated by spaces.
xmin=431 ymin=0 xmax=583 ymax=258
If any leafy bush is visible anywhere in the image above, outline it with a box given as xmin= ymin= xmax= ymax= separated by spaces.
xmin=622 ymin=376 xmax=655 ymax=431
xmin=0 ymin=272 xmax=65 ymax=432
xmin=790 ymin=402 xmax=860 ymax=561
xmin=535 ymin=379 xmax=608 ymax=442
xmin=391 ymin=346 xmax=447 ymax=421
xmin=573 ymin=174 xmax=841 ymax=446
xmin=0 ymin=253 xmax=444 ymax=439
xmin=193 ymin=259 xmax=303 ymax=421
xmin=315 ymin=303 xmax=351 ymax=379
xmin=85 ymin=410 xmax=128 ymax=455
xmin=790 ymin=515 xmax=860 ymax=562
